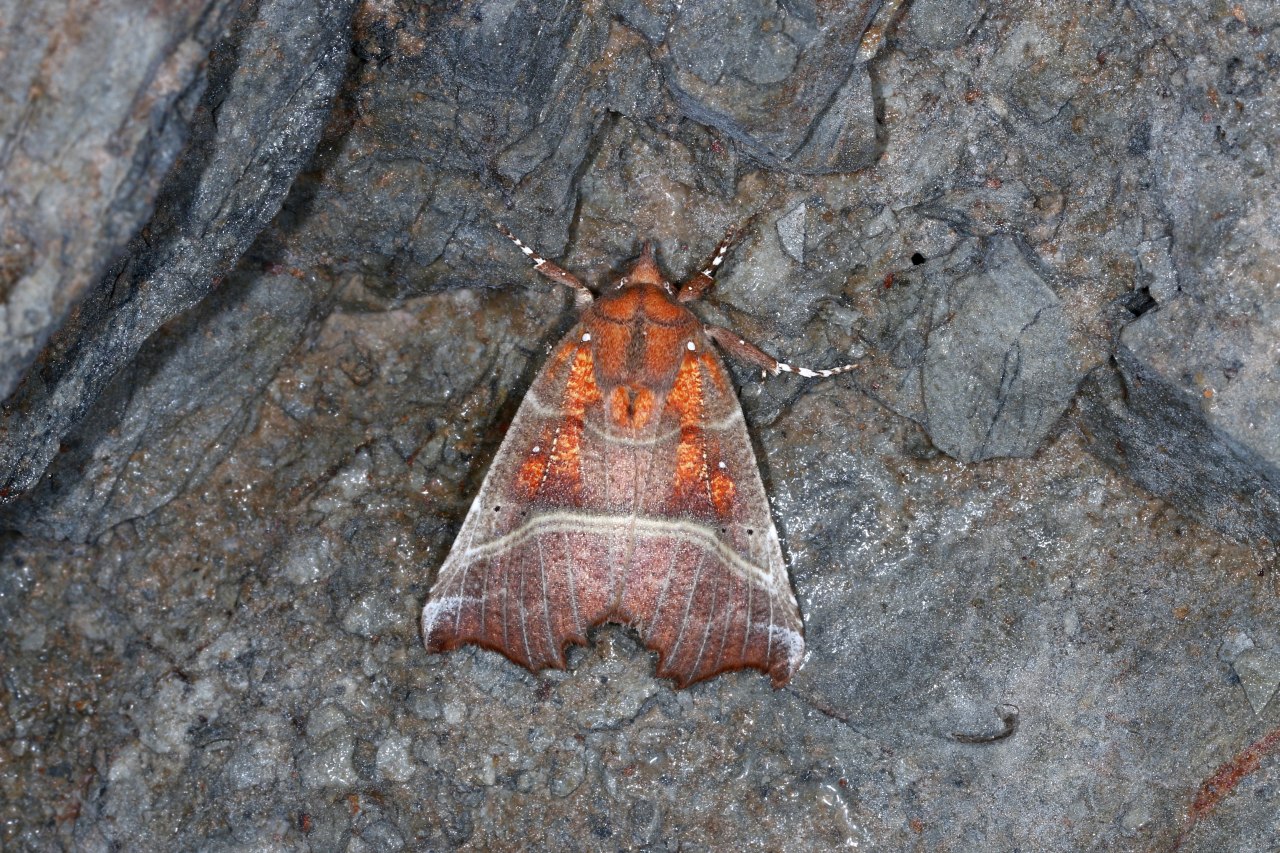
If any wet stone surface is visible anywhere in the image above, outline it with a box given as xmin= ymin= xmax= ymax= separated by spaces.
xmin=2 ymin=1 xmax=1279 ymax=850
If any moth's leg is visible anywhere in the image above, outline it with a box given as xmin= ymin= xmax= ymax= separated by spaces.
xmin=705 ymin=325 xmax=860 ymax=379
xmin=677 ymin=227 xmax=742 ymax=303
xmin=496 ymin=223 xmax=593 ymax=307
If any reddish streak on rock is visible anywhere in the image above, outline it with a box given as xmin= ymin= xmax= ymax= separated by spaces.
xmin=1176 ymin=724 xmax=1280 ymax=848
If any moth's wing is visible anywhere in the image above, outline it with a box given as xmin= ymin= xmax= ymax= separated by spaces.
xmin=423 ymin=332 xmax=805 ymax=688
xmin=422 ymin=329 xmax=621 ymax=672
xmin=616 ymin=349 xmax=805 ymax=688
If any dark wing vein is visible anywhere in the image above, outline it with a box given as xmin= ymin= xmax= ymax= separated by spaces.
xmin=537 ymin=532 xmax=553 ymax=663
xmin=689 ymin=563 xmax=719 ymax=680
xmin=668 ymin=548 xmax=707 ymax=672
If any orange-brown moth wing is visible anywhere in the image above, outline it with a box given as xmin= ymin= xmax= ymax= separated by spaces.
xmin=422 ymin=325 xmax=804 ymax=688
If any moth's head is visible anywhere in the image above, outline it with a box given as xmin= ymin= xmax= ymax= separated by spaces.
xmin=622 ymin=240 xmax=667 ymax=289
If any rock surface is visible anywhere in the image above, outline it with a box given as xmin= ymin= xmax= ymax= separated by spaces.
xmin=1 ymin=1 xmax=1277 ymax=851
xmin=0 ymin=0 xmax=240 ymax=402
xmin=866 ymin=237 xmax=1076 ymax=462
xmin=1076 ymin=2 xmax=1280 ymax=544
xmin=0 ymin=0 xmax=358 ymax=501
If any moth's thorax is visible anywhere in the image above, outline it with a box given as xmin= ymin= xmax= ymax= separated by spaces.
xmin=586 ymin=281 xmax=701 ymax=392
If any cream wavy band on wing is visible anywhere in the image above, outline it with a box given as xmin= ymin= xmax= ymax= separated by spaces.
xmin=449 ymin=510 xmax=784 ymax=594
xmin=521 ymin=389 xmax=746 ymax=445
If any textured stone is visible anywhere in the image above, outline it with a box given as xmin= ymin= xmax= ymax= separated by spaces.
xmin=3 ymin=271 xmax=316 ymax=542
xmin=300 ymin=729 xmax=357 ymax=789
xmin=1079 ymin=346 xmax=1280 ymax=544
xmin=864 ymin=237 xmax=1078 ymax=462
xmin=375 ymin=733 xmax=416 ymax=783
xmin=0 ymin=0 xmax=240 ymax=401
xmin=777 ymin=202 xmax=807 ymax=263
xmin=1233 ymin=648 xmax=1280 ymax=716
xmin=1075 ymin=3 xmax=1280 ymax=544
xmin=0 ymin=0 xmax=357 ymax=503
xmin=0 ymin=2 xmax=1277 ymax=852
xmin=662 ymin=0 xmax=878 ymax=173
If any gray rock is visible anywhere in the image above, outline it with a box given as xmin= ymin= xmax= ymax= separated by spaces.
xmin=1091 ymin=276 xmax=1280 ymax=545
xmin=375 ymin=733 xmax=416 ymax=783
xmin=776 ymin=203 xmax=807 ymax=263
xmin=300 ymin=728 xmax=358 ymax=790
xmin=663 ymin=0 xmax=878 ymax=173
xmin=1079 ymin=344 xmax=1280 ymax=544
xmin=352 ymin=820 xmax=407 ymax=853
xmin=903 ymin=0 xmax=978 ymax=50
xmin=223 ymin=716 xmax=295 ymax=790
xmin=0 ymin=0 xmax=356 ymax=503
xmin=134 ymin=675 xmax=226 ymax=756
xmin=1074 ymin=3 xmax=1280 ymax=544
xmin=0 ymin=0 xmax=240 ymax=402
xmin=1232 ymin=647 xmax=1280 ymax=715
xmin=865 ymin=237 xmax=1078 ymax=462
xmin=341 ymin=591 xmax=395 ymax=638
xmin=0 ymin=270 xmax=316 ymax=541
xmin=548 ymin=745 xmax=587 ymax=798
xmin=783 ymin=64 xmax=878 ymax=174
xmin=0 ymin=2 xmax=1278 ymax=852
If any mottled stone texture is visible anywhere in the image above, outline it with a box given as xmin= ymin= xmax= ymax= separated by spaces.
xmin=1076 ymin=4 xmax=1280 ymax=545
xmin=0 ymin=1 xmax=1278 ymax=851
xmin=867 ymin=237 xmax=1075 ymax=462
xmin=0 ymin=0 xmax=359 ymax=502
xmin=0 ymin=0 xmax=240 ymax=402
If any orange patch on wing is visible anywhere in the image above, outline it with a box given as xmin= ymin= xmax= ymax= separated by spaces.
xmin=666 ymin=353 xmax=702 ymax=417
xmin=517 ymin=345 xmax=601 ymax=501
xmin=700 ymin=351 xmax=730 ymax=394
xmin=665 ymin=354 xmax=732 ymax=518
xmin=547 ymin=338 xmax=579 ymax=372
xmin=516 ymin=441 xmax=548 ymax=497
xmin=609 ymin=386 xmax=655 ymax=429
xmin=609 ymin=387 xmax=628 ymax=427
xmin=631 ymin=387 xmax=654 ymax=428
xmin=674 ymin=429 xmax=704 ymax=503
xmin=710 ymin=462 xmax=736 ymax=517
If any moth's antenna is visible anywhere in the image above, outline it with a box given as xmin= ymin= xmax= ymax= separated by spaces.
xmin=495 ymin=223 xmax=593 ymax=307
xmin=677 ymin=227 xmax=742 ymax=303
xmin=704 ymin=325 xmax=860 ymax=380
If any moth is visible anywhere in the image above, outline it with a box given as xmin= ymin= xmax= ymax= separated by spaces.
xmin=422 ymin=224 xmax=856 ymax=688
